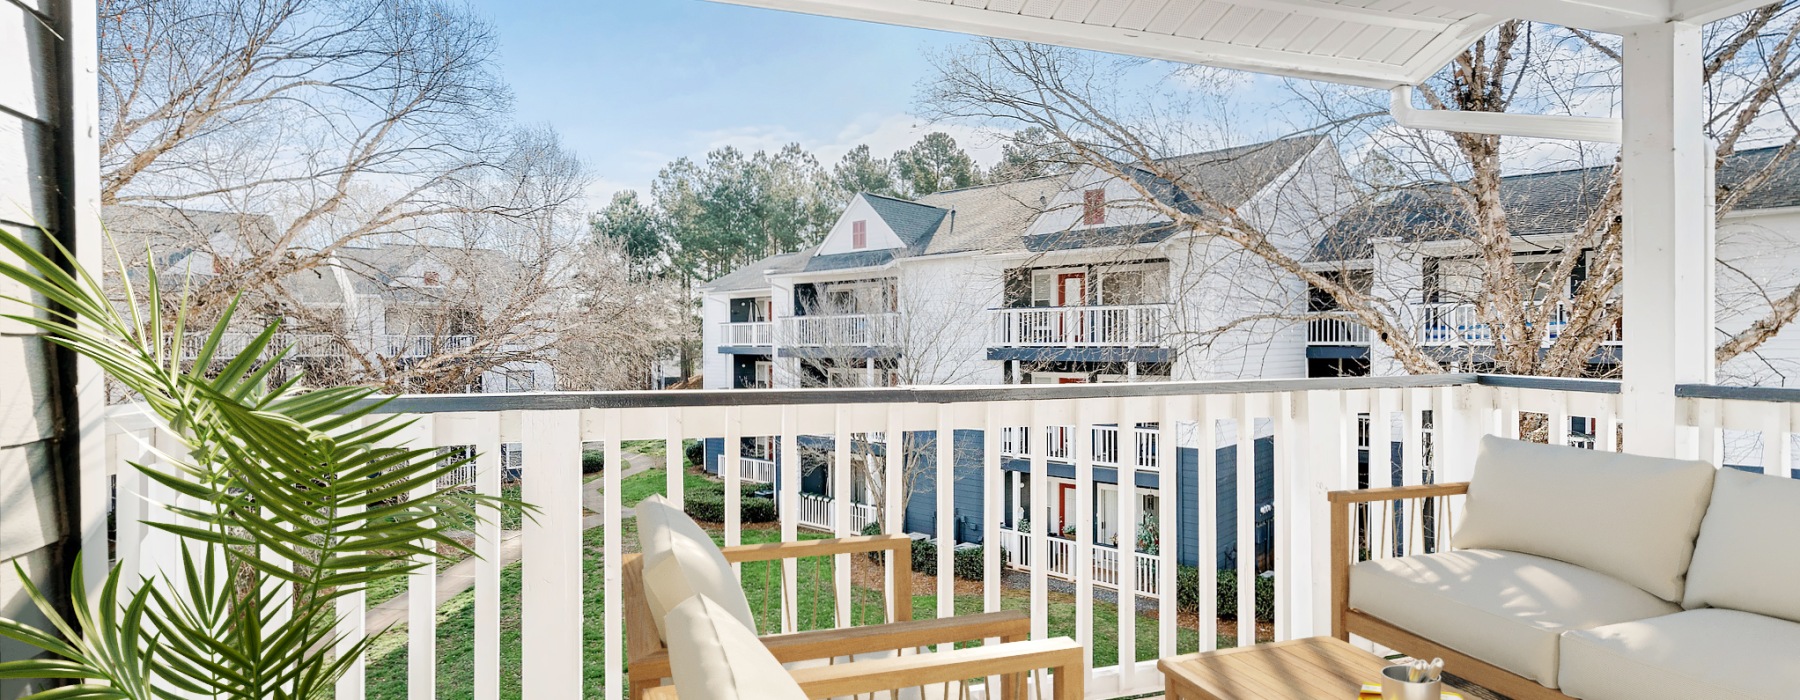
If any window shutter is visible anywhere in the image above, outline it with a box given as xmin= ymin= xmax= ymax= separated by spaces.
xmin=1083 ymin=189 xmax=1106 ymax=225
xmin=852 ymin=220 xmax=867 ymax=249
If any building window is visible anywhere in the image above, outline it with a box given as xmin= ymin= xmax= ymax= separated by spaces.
xmin=1082 ymin=189 xmax=1106 ymax=226
xmin=852 ymin=220 xmax=867 ymax=249
xmin=423 ymin=271 xmax=441 ymax=287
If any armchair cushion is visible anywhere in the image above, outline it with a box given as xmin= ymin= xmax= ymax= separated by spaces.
xmin=666 ymin=595 xmax=806 ymax=700
xmin=637 ymin=495 xmax=758 ymax=642
xmin=1682 ymin=468 xmax=1800 ymax=621
xmin=1350 ymin=549 xmax=1679 ymax=688
xmin=1452 ymin=435 xmax=1715 ymax=602
xmin=1558 ymin=609 xmax=1800 ymax=700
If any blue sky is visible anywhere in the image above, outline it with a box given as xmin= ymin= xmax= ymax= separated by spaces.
xmin=469 ymin=0 xmax=1005 ymax=207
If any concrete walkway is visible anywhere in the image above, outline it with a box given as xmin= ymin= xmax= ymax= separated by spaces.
xmin=365 ymin=449 xmax=658 ymax=632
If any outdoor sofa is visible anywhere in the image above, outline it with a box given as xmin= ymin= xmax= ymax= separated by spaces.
xmin=1330 ymin=435 xmax=1800 ymax=700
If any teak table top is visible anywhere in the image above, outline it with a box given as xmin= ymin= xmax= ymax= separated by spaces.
xmin=1158 ymin=636 xmax=1454 ymax=700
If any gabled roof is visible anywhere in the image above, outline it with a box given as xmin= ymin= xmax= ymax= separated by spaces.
xmin=702 ymin=249 xmax=813 ymax=292
xmin=862 ymin=192 xmax=950 ymax=248
xmin=916 ymin=176 xmax=1064 ymax=256
xmin=1314 ymin=144 xmax=1800 ymax=261
xmin=1138 ymin=135 xmax=1327 ymax=214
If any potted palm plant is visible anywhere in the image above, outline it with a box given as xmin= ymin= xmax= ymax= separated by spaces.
xmin=0 ymin=231 xmax=521 ymax=698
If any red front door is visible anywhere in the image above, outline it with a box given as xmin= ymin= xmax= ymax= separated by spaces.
xmin=1057 ymin=273 xmax=1086 ymax=342
xmin=1056 ymin=483 xmax=1076 ymax=535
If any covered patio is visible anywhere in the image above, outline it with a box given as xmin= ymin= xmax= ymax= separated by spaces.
xmin=10 ymin=0 xmax=1796 ymax=698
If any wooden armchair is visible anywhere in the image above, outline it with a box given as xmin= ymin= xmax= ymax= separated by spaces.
xmin=639 ymin=637 xmax=1085 ymax=700
xmin=625 ymin=533 xmax=1032 ymax=699
xmin=1329 ymin=482 xmax=1573 ymax=700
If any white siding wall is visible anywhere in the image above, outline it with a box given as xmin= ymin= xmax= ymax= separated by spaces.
xmin=1166 ymin=235 xmax=1308 ymax=381
xmin=1024 ymin=165 xmax=1173 ymax=237
xmin=897 ymin=255 xmax=1005 ymax=385
xmin=816 ymin=195 xmax=906 ymax=255
xmin=1717 ymin=208 xmax=1800 ymax=386
xmin=701 ymin=294 xmax=733 ymax=390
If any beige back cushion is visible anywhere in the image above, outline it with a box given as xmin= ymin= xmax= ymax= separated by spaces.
xmin=636 ymin=495 xmax=758 ymax=641
xmin=1452 ymin=435 xmax=1716 ymax=602
xmin=1682 ymin=468 xmax=1800 ymax=621
xmin=666 ymin=595 xmax=807 ymax=700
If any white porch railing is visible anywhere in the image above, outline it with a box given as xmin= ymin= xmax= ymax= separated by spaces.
xmin=180 ymin=331 xmax=350 ymax=360
xmin=101 ymin=374 xmax=1800 ymax=699
xmin=989 ymin=304 xmax=1169 ymax=347
xmin=739 ymin=456 xmax=776 ymax=483
xmin=384 ymin=334 xmax=476 ymax=358
xmin=1415 ymin=300 xmax=1623 ymax=347
xmin=720 ymin=321 xmax=773 ymax=346
xmin=794 ymin=494 xmax=877 ymax=532
xmin=780 ymin=313 xmax=902 ymax=347
xmin=1306 ymin=312 xmax=1370 ymax=345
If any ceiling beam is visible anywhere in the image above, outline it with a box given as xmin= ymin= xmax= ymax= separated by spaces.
xmin=709 ymin=0 xmax=1423 ymax=87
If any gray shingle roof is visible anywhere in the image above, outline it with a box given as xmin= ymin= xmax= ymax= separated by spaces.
xmin=1137 ymin=135 xmax=1327 ymax=215
xmin=861 ymin=192 xmax=950 ymax=249
xmin=702 ymin=249 xmax=813 ymax=292
xmin=1315 ymin=144 xmax=1800 ymax=262
xmin=915 ymin=177 xmax=1064 ymax=256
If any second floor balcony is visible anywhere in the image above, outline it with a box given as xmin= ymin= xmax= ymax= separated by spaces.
xmin=1416 ymin=300 xmax=1622 ymax=347
xmin=780 ymin=312 xmax=903 ymax=348
xmin=990 ymin=303 xmax=1170 ymax=348
xmin=719 ymin=320 xmax=774 ymax=347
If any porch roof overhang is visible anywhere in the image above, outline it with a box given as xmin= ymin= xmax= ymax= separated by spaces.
xmin=707 ymin=0 xmax=1768 ymax=89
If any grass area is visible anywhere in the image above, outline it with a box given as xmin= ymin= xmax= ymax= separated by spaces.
xmin=616 ymin=467 xmax=721 ymax=510
xmin=364 ymin=520 xmax=1230 ymax=698
xmin=620 ymin=439 xmax=667 ymax=457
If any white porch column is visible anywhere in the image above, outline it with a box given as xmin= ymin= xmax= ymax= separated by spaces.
xmin=1620 ymin=21 xmax=1713 ymax=457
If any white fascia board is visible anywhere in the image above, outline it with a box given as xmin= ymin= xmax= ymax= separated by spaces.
xmin=1390 ymin=87 xmax=1622 ymax=143
xmin=1302 ymin=259 xmax=1374 ymax=271
xmin=1720 ymin=204 xmax=1800 ymax=220
xmin=706 ymin=0 xmax=1421 ymax=88
xmin=765 ymin=264 xmax=899 ymax=284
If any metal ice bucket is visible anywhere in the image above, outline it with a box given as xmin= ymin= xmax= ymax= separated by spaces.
xmin=1380 ymin=664 xmax=1443 ymax=700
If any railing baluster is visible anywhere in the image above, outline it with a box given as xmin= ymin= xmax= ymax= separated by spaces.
xmin=1157 ymin=395 xmax=1180 ymax=658
xmin=1272 ymin=392 xmax=1293 ymax=641
xmin=1197 ymin=394 xmax=1220 ymax=653
xmin=520 ymin=409 xmax=583 ymax=698
xmin=1235 ymin=394 xmax=1257 ymax=647
xmin=467 ymin=412 xmax=502 ymax=700
xmin=779 ymin=406 xmax=800 ymax=634
xmin=935 ymin=403 xmax=955 ymax=648
xmin=1028 ymin=403 xmax=1050 ymax=641
xmin=1073 ymin=400 xmax=1095 ymax=685
xmin=1117 ymin=396 xmax=1139 ymax=684
xmin=984 ymin=403 xmax=1004 ymax=622
xmin=884 ymin=405 xmax=904 ymax=622
xmin=403 ymin=415 xmax=436 ymax=700
xmin=832 ymin=407 xmax=852 ymax=628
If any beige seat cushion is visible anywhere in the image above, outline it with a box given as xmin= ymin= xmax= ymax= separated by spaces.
xmin=665 ymin=595 xmax=807 ymax=700
xmin=1453 ymin=435 xmax=1716 ymax=602
xmin=636 ymin=495 xmax=758 ymax=641
xmin=1558 ymin=609 xmax=1800 ymax=700
xmin=1682 ymin=468 xmax=1800 ymax=621
xmin=1350 ymin=549 xmax=1680 ymax=688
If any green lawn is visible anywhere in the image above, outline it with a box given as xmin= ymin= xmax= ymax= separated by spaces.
xmin=620 ymin=439 xmax=667 ymax=457
xmin=617 ymin=467 xmax=720 ymax=509
xmin=363 ymin=522 xmax=1227 ymax=699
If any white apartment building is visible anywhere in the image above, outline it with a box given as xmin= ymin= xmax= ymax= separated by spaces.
xmin=703 ymin=139 xmax=1800 ymax=391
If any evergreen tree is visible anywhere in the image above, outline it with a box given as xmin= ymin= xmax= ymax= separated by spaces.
xmin=894 ymin=132 xmax=983 ymax=196
xmin=989 ymin=126 xmax=1074 ymax=181
xmin=832 ymin=144 xmax=899 ymax=197
xmin=591 ymin=190 xmax=666 ymax=279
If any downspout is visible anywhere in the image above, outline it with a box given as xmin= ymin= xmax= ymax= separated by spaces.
xmin=1388 ymin=86 xmax=1622 ymax=143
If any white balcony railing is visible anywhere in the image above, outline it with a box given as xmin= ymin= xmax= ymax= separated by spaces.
xmin=719 ymin=321 xmax=773 ymax=346
xmin=997 ymin=529 xmax=1163 ymax=598
xmin=100 ymin=374 xmax=1800 ymax=699
xmin=739 ymin=456 xmax=776 ymax=484
xmin=181 ymin=331 xmax=351 ymax=360
xmin=780 ymin=312 xmax=902 ymax=347
xmin=1415 ymin=300 xmax=1623 ymax=347
xmin=385 ymin=334 xmax=475 ymax=358
xmin=1306 ymin=311 xmax=1371 ymax=345
xmin=1001 ymin=424 xmax=1161 ymax=470
xmin=990 ymin=304 xmax=1169 ymax=347
xmin=793 ymin=493 xmax=877 ymax=532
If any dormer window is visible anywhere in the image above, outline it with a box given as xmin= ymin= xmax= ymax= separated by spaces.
xmin=423 ymin=271 xmax=441 ymax=286
xmin=1083 ymin=189 xmax=1106 ymax=226
xmin=852 ymin=220 xmax=867 ymax=249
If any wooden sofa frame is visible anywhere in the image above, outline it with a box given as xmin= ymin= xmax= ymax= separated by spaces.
xmin=639 ymin=637 xmax=1085 ymax=700
xmin=624 ymin=533 xmax=1033 ymax=700
xmin=1329 ymin=483 xmax=1575 ymax=700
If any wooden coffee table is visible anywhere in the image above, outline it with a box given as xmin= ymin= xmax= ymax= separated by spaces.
xmin=1158 ymin=636 xmax=1463 ymax=700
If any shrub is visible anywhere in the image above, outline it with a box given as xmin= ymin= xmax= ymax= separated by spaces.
xmin=684 ymin=439 xmax=704 ymax=468
xmin=580 ymin=450 xmax=605 ymax=475
xmin=681 ymin=491 xmax=778 ymax=524
xmin=911 ymin=537 xmax=937 ymax=575
xmin=952 ymin=545 xmax=986 ymax=580
xmin=862 ymin=521 xmax=884 ymax=562
xmin=1175 ymin=566 xmax=1275 ymax=622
